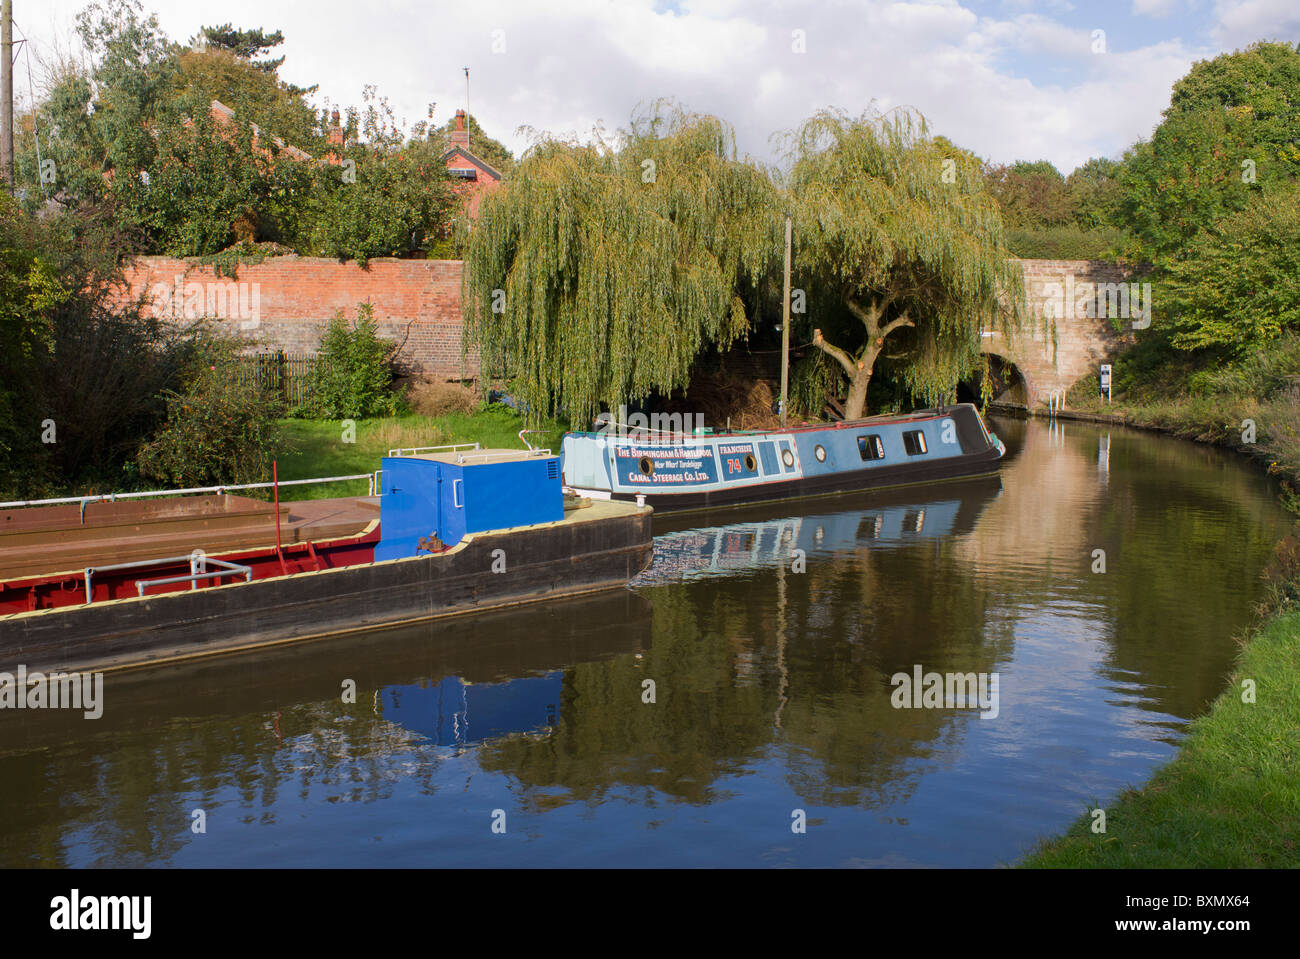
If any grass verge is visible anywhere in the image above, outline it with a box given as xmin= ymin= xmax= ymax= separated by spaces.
xmin=1020 ymin=608 xmax=1300 ymax=867
xmin=271 ymin=404 xmax=567 ymax=500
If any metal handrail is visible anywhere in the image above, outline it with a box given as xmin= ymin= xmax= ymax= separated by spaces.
xmin=135 ymin=561 xmax=252 ymax=598
xmin=84 ymin=552 xmax=253 ymax=603
xmin=518 ymin=429 xmax=550 ymax=451
xmin=2 ymin=473 xmax=378 ymax=513
xmin=387 ymin=443 xmax=481 ymax=457
xmin=453 ymin=449 xmax=552 ymax=464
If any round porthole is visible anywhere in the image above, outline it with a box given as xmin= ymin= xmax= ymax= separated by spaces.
xmin=639 ymin=457 xmax=654 ymax=476
xmin=744 ymin=453 xmax=757 ymax=472
xmin=814 ymin=445 xmax=827 ymax=462
xmin=781 ymin=449 xmax=795 ymax=468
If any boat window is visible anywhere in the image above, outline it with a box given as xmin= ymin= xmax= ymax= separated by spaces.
xmin=857 ymin=434 xmax=885 ymax=461
xmin=639 ymin=457 xmax=654 ymax=476
xmin=903 ymin=430 xmax=928 ymax=455
xmin=781 ymin=448 xmax=795 ymax=468
xmin=814 ymin=445 xmax=827 ymax=462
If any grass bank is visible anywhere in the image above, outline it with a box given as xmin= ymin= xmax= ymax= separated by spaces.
xmin=1020 ymin=605 xmax=1300 ymax=867
xmin=271 ymin=404 xmax=566 ymax=500
xmin=1019 ymin=336 xmax=1300 ymax=866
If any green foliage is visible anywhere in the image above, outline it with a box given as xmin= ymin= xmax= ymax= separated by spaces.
xmin=1164 ymin=185 xmax=1300 ymax=353
xmin=463 ymin=100 xmax=780 ymax=426
xmin=13 ymin=4 xmax=463 ymax=263
xmin=199 ymin=23 xmax=288 ymax=75
xmin=785 ymin=108 xmax=1025 ymax=416
xmin=788 ymin=350 xmax=845 ymax=417
xmin=1187 ymin=333 xmax=1300 ymax=398
xmin=984 ymin=159 xmax=1072 ymax=228
xmin=1003 ymin=225 xmax=1128 ymax=259
xmin=1117 ymin=41 xmax=1300 ymax=260
xmin=1103 ymin=326 xmax=1196 ymax=402
xmin=1065 ymin=157 xmax=1125 ymax=229
xmin=0 ymin=195 xmax=65 ymax=488
xmin=127 ymin=92 xmax=279 ymax=256
xmin=1 ymin=196 xmax=197 ymax=498
xmin=293 ymin=145 xmax=456 ymax=264
xmin=136 ymin=333 xmax=283 ymax=487
xmin=295 ymin=305 xmax=401 ymax=419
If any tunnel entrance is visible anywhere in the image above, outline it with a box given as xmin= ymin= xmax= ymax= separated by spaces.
xmin=959 ymin=354 xmax=1029 ymax=407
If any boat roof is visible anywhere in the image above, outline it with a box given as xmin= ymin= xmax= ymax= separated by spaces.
xmin=401 ymin=448 xmax=555 ymax=465
xmin=565 ymin=404 xmax=977 ymax=441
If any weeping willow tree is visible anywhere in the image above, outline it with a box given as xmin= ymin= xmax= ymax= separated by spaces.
xmin=462 ymin=102 xmax=781 ymax=426
xmin=784 ymin=109 xmax=1026 ymax=418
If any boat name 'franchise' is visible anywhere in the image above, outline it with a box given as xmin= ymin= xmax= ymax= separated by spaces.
xmin=0 ymin=665 xmax=103 ymax=719
xmin=890 ymin=665 xmax=999 ymax=719
xmin=50 ymin=890 xmax=151 ymax=939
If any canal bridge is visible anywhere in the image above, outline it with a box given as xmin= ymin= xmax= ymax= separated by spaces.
xmin=975 ymin=260 xmax=1138 ymax=410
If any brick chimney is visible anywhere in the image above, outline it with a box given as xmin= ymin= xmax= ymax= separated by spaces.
xmin=328 ymin=108 xmax=343 ymax=147
xmin=451 ymin=109 xmax=469 ymax=150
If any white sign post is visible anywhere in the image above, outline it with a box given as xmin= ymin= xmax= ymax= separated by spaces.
xmin=1100 ymin=364 xmax=1112 ymax=404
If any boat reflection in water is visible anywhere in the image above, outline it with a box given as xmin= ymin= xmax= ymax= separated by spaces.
xmin=0 ymin=588 xmax=653 ymax=758
xmin=635 ymin=474 xmax=1003 ymax=587
xmin=379 ymin=673 xmax=563 ymax=748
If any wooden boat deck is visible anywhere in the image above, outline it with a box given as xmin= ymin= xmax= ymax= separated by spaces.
xmin=0 ymin=495 xmax=380 ymax=582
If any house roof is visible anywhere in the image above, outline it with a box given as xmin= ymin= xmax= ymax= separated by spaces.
xmin=440 ymin=145 xmax=503 ymax=182
xmin=205 ymin=99 xmax=313 ymax=161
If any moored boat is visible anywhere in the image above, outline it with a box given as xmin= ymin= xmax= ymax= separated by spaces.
xmin=0 ymin=444 xmax=653 ymax=674
xmin=560 ymin=402 xmax=1005 ymax=513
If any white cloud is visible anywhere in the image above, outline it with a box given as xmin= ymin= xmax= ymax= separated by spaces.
xmin=1212 ymin=0 xmax=1300 ymax=48
xmin=12 ymin=0 xmax=1220 ymax=175
xmin=1132 ymin=0 xmax=1184 ymax=17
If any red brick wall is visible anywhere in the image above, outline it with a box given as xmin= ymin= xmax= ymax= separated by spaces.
xmin=114 ymin=255 xmax=479 ymax=379
xmin=114 ymin=255 xmax=1132 ymax=403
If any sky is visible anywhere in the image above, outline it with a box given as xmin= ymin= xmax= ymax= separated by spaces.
xmin=9 ymin=0 xmax=1300 ymax=175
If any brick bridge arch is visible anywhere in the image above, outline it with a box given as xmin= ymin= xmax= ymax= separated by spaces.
xmin=976 ymin=259 xmax=1138 ymax=409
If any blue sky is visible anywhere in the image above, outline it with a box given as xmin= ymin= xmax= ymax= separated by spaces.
xmin=13 ymin=0 xmax=1300 ymax=174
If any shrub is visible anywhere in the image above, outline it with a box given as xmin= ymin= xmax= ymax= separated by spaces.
xmin=1187 ymin=334 xmax=1300 ymax=399
xmin=1004 ymin=225 xmax=1129 ymax=260
xmin=405 ymin=379 xmax=479 ymax=417
xmin=295 ymin=304 xmax=402 ymax=419
xmin=789 ymin=350 xmax=845 ymax=417
xmin=137 ymin=334 xmax=283 ymax=487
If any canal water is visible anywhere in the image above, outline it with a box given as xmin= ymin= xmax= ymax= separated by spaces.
xmin=0 ymin=417 xmax=1290 ymax=867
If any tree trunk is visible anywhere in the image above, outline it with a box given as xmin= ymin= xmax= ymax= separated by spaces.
xmin=812 ymin=297 xmax=911 ymax=422
xmin=844 ymin=368 xmax=871 ymax=420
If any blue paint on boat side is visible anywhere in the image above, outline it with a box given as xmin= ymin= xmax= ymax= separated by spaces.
xmin=559 ymin=404 xmax=997 ymax=501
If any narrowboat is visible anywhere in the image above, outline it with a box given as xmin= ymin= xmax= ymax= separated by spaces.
xmin=560 ymin=403 xmax=1006 ymax=514
xmin=0 ymin=444 xmax=653 ymax=675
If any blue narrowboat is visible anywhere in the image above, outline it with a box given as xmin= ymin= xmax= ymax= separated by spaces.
xmin=560 ymin=403 xmax=1006 ymax=513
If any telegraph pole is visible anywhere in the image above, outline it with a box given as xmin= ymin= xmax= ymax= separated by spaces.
xmin=779 ymin=214 xmax=792 ymax=428
xmin=1 ymin=0 xmax=14 ymax=191
xmin=463 ymin=67 xmax=470 ymax=153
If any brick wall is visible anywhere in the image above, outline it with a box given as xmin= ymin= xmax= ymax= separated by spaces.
xmin=984 ymin=259 xmax=1140 ymax=407
xmin=114 ymin=255 xmax=478 ymax=380
xmin=115 ymin=255 xmax=1134 ymax=402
